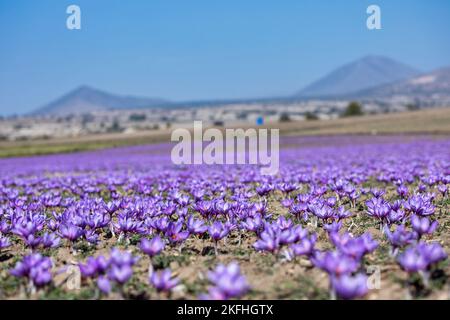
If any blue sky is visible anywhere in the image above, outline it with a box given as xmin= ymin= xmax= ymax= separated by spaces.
xmin=1 ymin=0 xmax=450 ymax=115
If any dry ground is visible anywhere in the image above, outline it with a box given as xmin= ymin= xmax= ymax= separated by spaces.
xmin=0 ymin=189 xmax=448 ymax=300
xmin=1 ymin=108 xmax=449 ymax=158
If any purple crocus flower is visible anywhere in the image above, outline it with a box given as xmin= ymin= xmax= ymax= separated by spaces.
xmin=0 ymin=235 xmax=11 ymax=250
xmin=150 ymin=269 xmax=179 ymax=292
xmin=410 ymin=215 xmax=439 ymax=238
xmin=186 ymin=216 xmax=208 ymax=235
xmin=84 ymin=229 xmax=99 ymax=244
xmin=97 ymin=248 xmax=138 ymax=286
xmin=308 ymin=204 xmax=335 ymax=220
xmin=279 ymin=182 xmax=298 ymax=194
xmin=323 ymin=221 xmax=342 ymax=234
xmin=326 ymin=197 xmax=337 ymax=207
xmin=256 ymin=183 xmax=274 ymax=196
xmin=165 ymin=222 xmax=190 ymax=244
xmin=149 ymin=216 xmax=170 ymax=233
xmin=331 ymin=273 xmax=368 ymax=300
xmin=384 ymin=225 xmax=417 ymax=253
xmin=281 ymin=198 xmax=294 ymax=208
xmin=205 ymin=262 xmax=249 ymax=300
xmin=40 ymin=232 xmax=61 ymax=249
xmin=10 ymin=253 xmax=53 ymax=287
xmin=104 ymin=201 xmax=119 ymax=214
xmin=387 ymin=209 xmax=405 ymax=224
xmin=253 ymin=201 xmax=268 ymax=215
xmin=275 ymin=216 xmax=294 ymax=230
xmin=240 ymin=215 xmax=263 ymax=233
xmin=397 ymin=246 xmax=428 ymax=272
xmin=95 ymin=255 xmax=110 ymax=273
xmin=193 ymin=200 xmax=213 ymax=216
xmin=334 ymin=233 xmax=378 ymax=260
xmin=328 ymin=230 xmax=348 ymax=246
xmin=214 ymin=200 xmax=231 ymax=215
xmin=370 ymin=188 xmax=385 ymax=198
xmin=97 ymin=276 xmax=112 ymax=294
xmin=292 ymin=224 xmax=308 ymax=241
xmin=31 ymin=270 xmax=52 ymax=287
xmin=404 ymin=194 xmax=435 ymax=216
xmin=419 ymin=242 xmax=447 ymax=265
xmin=48 ymin=219 xmax=59 ymax=232
xmin=59 ymin=223 xmax=84 ymax=242
xmin=279 ymin=228 xmax=297 ymax=245
xmin=12 ymin=220 xmax=39 ymax=239
xmin=79 ymin=253 xmax=110 ymax=279
xmin=336 ymin=207 xmax=352 ymax=220
xmin=0 ymin=220 xmax=11 ymax=234
xmin=24 ymin=234 xmax=42 ymax=250
xmin=115 ymin=214 xmax=143 ymax=235
xmin=366 ymin=198 xmax=390 ymax=221
xmin=360 ymin=233 xmax=379 ymax=254
xmin=397 ymin=242 xmax=447 ymax=272
xmin=290 ymin=234 xmax=317 ymax=257
xmin=87 ymin=213 xmax=110 ymax=229
xmin=110 ymin=248 xmax=139 ymax=267
xmin=140 ymin=236 xmax=165 ymax=257
xmin=397 ymin=185 xmax=409 ymax=198
xmin=417 ymin=184 xmax=427 ymax=193
xmin=208 ymin=221 xmax=229 ymax=242
xmin=437 ymin=184 xmax=447 ymax=196
xmin=108 ymin=265 xmax=133 ymax=284
xmin=311 ymin=250 xmax=359 ymax=276
xmin=253 ymin=229 xmax=279 ymax=253
xmin=173 ymin=193 xmax=190 ymax=207
xmin=290 ymin=203 xmax=308 ymax=220
xmin=79 ymin=256 xmax=100 ymax=278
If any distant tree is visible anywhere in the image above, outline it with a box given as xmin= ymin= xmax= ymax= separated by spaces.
xmin=108 ymin=120 xmax=123 ymax=133
xmin=305 ymin=112 xmax=319 ymax=120
xmin=81 ymin=113 xmax=94 ymax=124
xmin=237 ymin=112 xmax=248 ymax=120
xmin=279 ymin=113 xmax=291 ymax=122
xmin=129 ymin=113 xmax=147 ymax=122
xmin=406 ymin=103 xmax=419 ymax=111
xmin=342 ymin=101 xmax=364 ymax=117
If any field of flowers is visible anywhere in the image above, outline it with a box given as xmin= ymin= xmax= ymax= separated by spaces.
xmin=0 ymin=135 xmax=449 ymax=300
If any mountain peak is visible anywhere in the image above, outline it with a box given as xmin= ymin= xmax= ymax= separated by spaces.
xmin=296 ymin=55 xmax=420 ymax=98
xmin=355 ymin=65 xmax=450 ymax=97
xmin=360 ymin=54 xmax=392 ymax=62
xmin=31 ymin=86 xmax=170 ymax=116
xmin=72 ymin=85 xmax=96 ymax=93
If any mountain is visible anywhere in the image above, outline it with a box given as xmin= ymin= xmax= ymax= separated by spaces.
xmin=353 ymin=67 xmax=450 ymax=98
xmin=32 ymin=86 xmax=170 ymax=116
xmin=295 ymin=55 xmax=420 ymax=98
